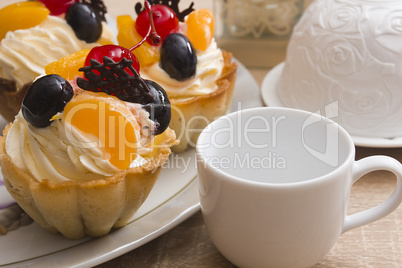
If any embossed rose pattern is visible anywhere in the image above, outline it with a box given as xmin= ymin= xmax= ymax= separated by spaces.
xmin=278 ymin=0 xmax=402 ymax=137
xmin=279 ymin=46 xmax=328 ymax=112
xmin=319 ymin=38 xmax=366 ymax=78
xmin=323 ymin=0 xmax=360 ymax=34
xmin=374 ymin=8 xmax=402 ymax=55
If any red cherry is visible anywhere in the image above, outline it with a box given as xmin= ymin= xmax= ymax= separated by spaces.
xmin=135 ymin=4 xmax=179 ymax=45
xmin=85 ymin=45 xmax=140 ymax=75
xmin=38 ymin=0 xmax=79 ymax=16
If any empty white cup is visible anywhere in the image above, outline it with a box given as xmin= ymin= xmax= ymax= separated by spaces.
xmin=196 ymin=107 xmax=402 ymax=268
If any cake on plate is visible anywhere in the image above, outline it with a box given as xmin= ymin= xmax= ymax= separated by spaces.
xmin=117 ymin=0 xmax=237 ymax=152
xmin=0 ymin=44 xmax=177 ymax=239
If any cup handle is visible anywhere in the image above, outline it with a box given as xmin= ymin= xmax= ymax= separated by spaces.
xmin=342 ymin=156 xmax=402 ymax=234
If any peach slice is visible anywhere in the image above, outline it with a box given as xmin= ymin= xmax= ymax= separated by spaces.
xmin=63 ymin=92 xmax=141 ymax=170
xmin=44 ymin=49 xmax=90 ymax=81
xmin=0 ymin=1 xmax=50 ymax=40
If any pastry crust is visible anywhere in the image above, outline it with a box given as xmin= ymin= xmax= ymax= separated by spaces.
xmin=169 ymin=51 xmax=237 ymax=152
xmin=0 ymin=124 xmax=177 ymax=239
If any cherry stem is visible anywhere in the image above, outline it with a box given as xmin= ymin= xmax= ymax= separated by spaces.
xmin=130 ymin=0 xmax=161 ymax=51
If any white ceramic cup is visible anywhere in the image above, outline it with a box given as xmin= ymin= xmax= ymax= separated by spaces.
xmin=196 ymin=107 xmax=402 ymax=268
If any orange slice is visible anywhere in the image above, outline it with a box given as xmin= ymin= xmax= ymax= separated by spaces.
xmin=45 ymin=49 xmax=90 ymax=81
xmin=63 ymin=92 xmax=140 ymax=170
xmin=186 ymin=9 xmax=214 ymax=51
xmin=0 ymin=1 xmax=50 ymax=40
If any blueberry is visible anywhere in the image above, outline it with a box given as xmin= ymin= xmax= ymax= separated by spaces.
xmin=22 ymin=75 xmax=74 ymax=128
xmin=65 ymin=3 xmax=102 ymax=43
xmin=142 ymin=80 xmax=171 ymax=135
xmin=160 ymin=33 xmax=197 ymax=81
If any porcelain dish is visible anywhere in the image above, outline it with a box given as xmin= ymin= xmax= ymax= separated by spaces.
xmin=262 ymin=63 xmax=402 ymax=148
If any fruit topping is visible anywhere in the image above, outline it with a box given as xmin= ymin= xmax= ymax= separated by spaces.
xmin=135 ymin=0 xmax=194 ymax=22
xmin=135 ymin=1 xmax=161 ymax=46
xmin=45 ymin=49 xmax=91 ymax=80
xmin=38 ymin=0 xmax=78 ymax=16
xmin=117 ymin=15 xmax=159 ymax=67
xmin=63 ymin=92 xmax=140 ymax=170
xmin=22 ymin=75 xmax=74 ymax=128
xmin=85 ymin=45 xmax=140 ymax=74
xmin=160 ymin=33 xmax=197 ymax=81
xmin=0 ymin=1 xmax=50 ymax=41
xmin=87 ymin=1 xmax=161 ymax=71
xmin=186 ymin=9 xmax=214 ymax=51
xmin=66 ymin=3 xmax=102 ymax=43
xmin=142 ymin=80 xmax=171 ymax=135
xmin=78 ymin=57 xmax=153 ymax=103
xmin=77 ymin=56 xmax=171 ymax=135
xmin=136 ymin=4 xmax=179 ymax=45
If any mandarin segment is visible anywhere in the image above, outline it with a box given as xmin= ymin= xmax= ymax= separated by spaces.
xmin=0 ymin=1 xmax=50 ymax=40
xmin=45 ymin=49 xmax=90 ymax=81
xmin=186 ymin=9 xmax=214 ymax=51
xmin=63 ymin=93 xmax=140 ymax=170
xmin=116 ymin=15 xmax=159 ymax=67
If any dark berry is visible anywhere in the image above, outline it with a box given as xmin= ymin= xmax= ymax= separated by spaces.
xmin=160 ymin=33 xmax=197 ymax=81
xmin=65 ymin=3 xmax=102 ymax=43
xmin=142 ymin=80 xmax=171 ymax=135
xmin=22 ymin=75 xmax=74 ymax=128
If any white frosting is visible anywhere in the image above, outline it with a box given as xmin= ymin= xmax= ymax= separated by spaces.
xmin=5 ymin=94 xmax=154 ymax=183
xmin=0 ymin=16 xmax=114 ymax=90
xmin=277 ymin=0 xmax=402 ymax=138
xmin=141 ymin=39 xmax=224 ymax=98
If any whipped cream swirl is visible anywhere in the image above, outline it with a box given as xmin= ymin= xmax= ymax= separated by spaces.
xmin=5 ymin=101 xmax=153 ymax=183
xmin=141 ymin=39 xmax=224 ymax=98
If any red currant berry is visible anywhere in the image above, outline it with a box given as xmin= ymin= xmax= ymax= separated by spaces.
xmin=135 ymin=5 xmax=179 ymax=45
xmin=38 ymin=0 xmax=79 ymax=16
xmin=85 ymin=45 xmax=140 ymax=74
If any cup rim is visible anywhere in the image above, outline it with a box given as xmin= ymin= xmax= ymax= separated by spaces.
xmin=196 ymin=107 xmax=355 ymax=188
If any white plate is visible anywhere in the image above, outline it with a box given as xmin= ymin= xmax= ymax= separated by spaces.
xmin=0 ymin=60 xmax=262 ymax=267
xmin=261 ymin=62 xmax=402 ymax=148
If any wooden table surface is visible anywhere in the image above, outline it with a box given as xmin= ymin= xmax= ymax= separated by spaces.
xmin=97 ymin=69 xmax=402 ymax=268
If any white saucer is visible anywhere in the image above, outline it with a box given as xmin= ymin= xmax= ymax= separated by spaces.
xmin=261 ymin=62 xmax=285 ymax=108
xmin=261 ymin=63 xmax=402 ymax=148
